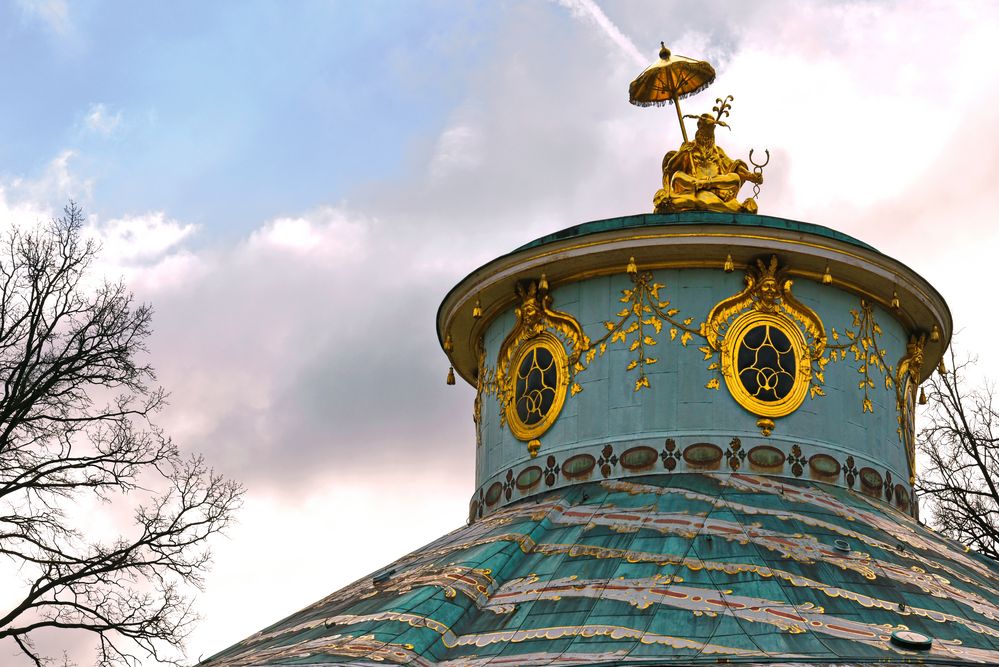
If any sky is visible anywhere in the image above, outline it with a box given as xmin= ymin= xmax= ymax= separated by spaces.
xmin=2 ymin=0 xmax=999 ymax=664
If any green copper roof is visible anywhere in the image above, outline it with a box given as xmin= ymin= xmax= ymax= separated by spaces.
xmin=201 ymin=473 xmax=999 ymax=666
xmin=514 ymin=211 xmax=879 ymax=255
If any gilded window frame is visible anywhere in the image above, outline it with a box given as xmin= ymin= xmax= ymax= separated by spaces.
xmin=506 ymin=331 xmax=569 ymax=441
xmin=722 ymin=310 xmax=810 ymax=418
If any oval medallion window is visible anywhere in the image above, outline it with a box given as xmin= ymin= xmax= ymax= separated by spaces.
xmin=507 ymin=332 xmax=569 ymax=441
xmin=723 ymin=311 xmax=808 ymax=418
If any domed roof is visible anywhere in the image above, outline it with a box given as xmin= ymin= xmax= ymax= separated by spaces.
xmin=201 ymin=214 xmax=987 ymax=666
xmin=202 ymin=473 xmax=999 ymax=665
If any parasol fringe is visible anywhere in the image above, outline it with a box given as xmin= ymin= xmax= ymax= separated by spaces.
xmin=628 ymin=79 xmax=714 ymax=108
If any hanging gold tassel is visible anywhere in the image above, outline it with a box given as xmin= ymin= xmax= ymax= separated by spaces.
xmin=626 ymin=256 xmax=637 ymax=274
xmin=930 ymin=324 xmax=940 ymax=342
xmin=890 ymin=290 xmax=900 ymax=309
xmin=938 ymin=359 xmax=947 ymax=375
xmin=446 ymin=367 xmax=455 ymax=385
xmin=443 ymin=334 xmax=453 ymax=353
xmin=723 ymin=254 xmax=734 ymax=273
xmin=918 ymin=387 xmax=927 ymax=405
xmin=472 ymin=299 xmax=482 ymax=319
xmin=822 ymin=264 xmax=832 ymax=285
xmin=538 ymin=274 xmax=549 ymax=291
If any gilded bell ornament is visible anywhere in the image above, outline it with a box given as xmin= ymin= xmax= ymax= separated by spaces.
xmin=930 ymin=325 xmax=940 ymax=342
xmin=527 ymin=439 xmax=541 ymax=458
xmin=538 ymin=274 xmax=549 ymax=291
xmin=443 ymin=334 xmax=453 ymax=353
xmin=918 ymin=387 xmax=928 ymax=405
xmin=446 ymin=367 xmax=456 ymax=385
xmin=472 ymin=299 xmax=482 ymax=319
xmin=723 ymin=254 xmax=734 ymax=273
xmin=822 ymin=264 xmax=832 ymax=285
xmin=890 ymin=290 xmax=900 ymax=310
xmin=938 ymin=359 xmax=947 ymax=375
xmin=627 ymin=257 xmax=638 ymax=274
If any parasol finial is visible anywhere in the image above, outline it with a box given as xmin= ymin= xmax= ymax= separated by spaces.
xmin=659 ymin=41 xmax=670 ymax=59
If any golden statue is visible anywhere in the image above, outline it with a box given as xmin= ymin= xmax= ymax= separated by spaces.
xmin=630 ymin=43 xmax=767 ymax=215
xmin=654 ymin=111 xmax=762 ymax=214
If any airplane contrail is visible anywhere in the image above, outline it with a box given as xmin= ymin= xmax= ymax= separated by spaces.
xmin=555 ymin=0 xmax=648 ymax=67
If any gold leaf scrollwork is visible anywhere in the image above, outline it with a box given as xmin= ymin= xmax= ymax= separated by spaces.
xmin=576 ymin=261 xmax=705 ymax=392
xmin=473 ymin=338 xmax=492 ymax=448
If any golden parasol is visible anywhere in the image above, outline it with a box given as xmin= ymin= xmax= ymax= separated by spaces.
xmin=629 ymin=42 xmax=716 ymax=143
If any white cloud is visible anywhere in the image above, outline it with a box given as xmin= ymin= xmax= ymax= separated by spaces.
xmin=246 ymin=206 xmax=369 ymax=258
xmin=91 ymin=211 xmax=196 ymax=262
xmin=86 ymin=212 xmax=202 ymax=292
xmin=16 ymin=0 xmax=70 ymax=33
xmin=84 ymin=102 xmax=123 ymax=136
xmin=7 ymin=150 xmax=92 ymax=209
xmin=6 ymin=2 xmax=999 ymax=664
xmin=429 ymin=124 xmax=483 ymax=182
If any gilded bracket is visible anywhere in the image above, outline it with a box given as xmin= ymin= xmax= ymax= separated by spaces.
xmin=480 ymin=277 xmax=589 ymax=453
xmin=703 ymin=256 xmax=826 ymax=433
xmin=895 ymin=334 xmax=926 ymax=484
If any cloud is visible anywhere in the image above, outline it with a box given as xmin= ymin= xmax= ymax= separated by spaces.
xmin=246 ymin=207 xmax=369 ymax=258
xmin=16 ymin=0 xmax=71 ymax=34
xmin=6 ymin=150 xmax=92 ymax=210
xmin=90 ymin=202 xmax=469 ymax=500
xmin=5 ymin=2 xmax=999 ymax=664
xmin=84 ymin=102 xmax=123 ymax=136
xmin=86 ymin=211 xmax=202 ymax=292
xmin=429 ymin=125 xmax=483 ymax=183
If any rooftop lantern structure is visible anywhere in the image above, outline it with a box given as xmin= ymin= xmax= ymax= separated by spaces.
xmin=201 ymin=44 xmax=999 ymax=667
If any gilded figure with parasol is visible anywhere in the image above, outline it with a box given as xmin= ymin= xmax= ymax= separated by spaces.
xmin=630 ymin=43 xmax=766 ymax=214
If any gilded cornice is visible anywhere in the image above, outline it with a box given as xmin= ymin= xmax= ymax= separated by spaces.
xmin=438 ymin=215 xmax=950 ymax=389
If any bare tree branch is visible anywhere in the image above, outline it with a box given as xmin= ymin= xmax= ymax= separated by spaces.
xmin=0 ymin=204 xmax=244 ymax=666
xmin=916 ymin=345 xmax=999 ymax=560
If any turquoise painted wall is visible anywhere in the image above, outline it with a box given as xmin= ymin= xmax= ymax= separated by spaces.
xmin=472 ymin=267 xmax=914 ymax=519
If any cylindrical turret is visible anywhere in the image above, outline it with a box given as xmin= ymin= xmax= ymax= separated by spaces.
xmin=438 ymin=211 xmax=950 ymax=521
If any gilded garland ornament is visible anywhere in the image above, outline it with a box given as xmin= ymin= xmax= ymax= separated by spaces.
xmin=471 ymin=257 xmax=916 ymax=448
xmin=824 ymin=300 xmax=895 ymax=414
xmin=574 ymin=258 xmax=704 ymax=393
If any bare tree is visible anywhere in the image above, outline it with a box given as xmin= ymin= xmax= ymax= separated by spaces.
xmin=0 ymin=204 xmax=243 ymax=666
xmin=917 ymin=347 xmax=999 ymax=560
